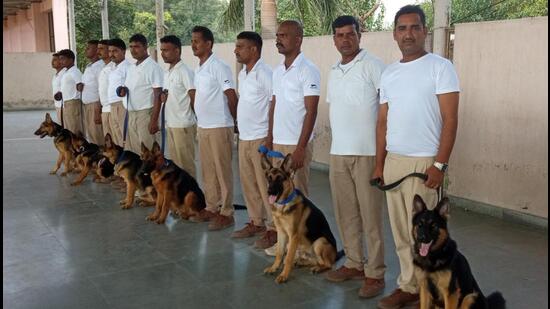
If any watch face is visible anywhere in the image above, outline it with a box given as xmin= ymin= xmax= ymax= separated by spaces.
xmin=441 ymin=164 xmax=448 ymax=172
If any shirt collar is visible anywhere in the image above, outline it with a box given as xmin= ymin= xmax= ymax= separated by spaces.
xmin=240 ymin=58 xmax=264 ymax=75
xmin=169 ymin=59 xmax=184 ymax=72
xmin=135 ymin=55 xmax=152 ymax=67
xmin=199 ymin=53 xmax=216 ymax=70
xmin=278 ymin=52 xmax=305 ymax=70
xmin=332 ymin=49 xmax=367 ymax=70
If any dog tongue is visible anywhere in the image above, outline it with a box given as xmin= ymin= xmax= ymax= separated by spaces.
xmin=268 ymin=195 xmax=277 ymax=204
xmin=420 ymin=241 xmax=433 ymax=257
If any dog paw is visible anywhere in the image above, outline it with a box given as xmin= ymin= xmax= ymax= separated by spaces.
xmin=155 ymin=218 xmax=165 ymax=224
xmin=49 ymin=170 xmax=57 ymax=175
xmin=146 ymin=214 xmax=158 ymax=221
xmin=60 ymin=172 xmax=68 ymax=177
xmin=275 ymin=274 xmax=288 ymax=284
xmin=264 ymin=266 xmax=278 ymax=275
xmin=121 ymin=204 xmax=133 ymax=209
xmin=119 ymin=200 xmax=126 ymax=205
xmin=70 ymin=182 xmax=80 ymax=186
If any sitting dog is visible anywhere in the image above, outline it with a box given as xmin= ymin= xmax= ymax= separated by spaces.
xmin=143 ymin=142 xmax=206 ymax=224
xmin=261 ymin=153 xmax=342 ymax=283
xmin=70 ymin=131 xmax=104 ymax=186
xmin=412 ymin=195 xmax=506 ymax=309
xmin=33 ymin=113 xmax=76 ymax=176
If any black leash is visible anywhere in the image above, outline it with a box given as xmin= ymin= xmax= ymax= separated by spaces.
xmin=370 ymin=172 xmax=443 ymax=202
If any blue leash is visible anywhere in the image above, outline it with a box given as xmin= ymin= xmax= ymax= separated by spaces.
xmin=258 ymin=144 xmax=285 ymax=159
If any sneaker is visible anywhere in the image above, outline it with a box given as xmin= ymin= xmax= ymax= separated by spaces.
xmin=324 ymin=266 xmax=365 ymax=282
xmin=189 ymin=209 xmax=217 ymax=223
xmin=254 ymin=230 xmax=277 ymax=249
xmin=264 ymin=242 xmax=278 ymax=256
xmin=377 ymin=288 xmax=419 ymax=309
xmin=231 ymin=222 xmax=266 ymax=238
xmin=358 ymin=277 xmax=385 ymax=298
xmin=208 ymin=214 xmax=235 ymax=231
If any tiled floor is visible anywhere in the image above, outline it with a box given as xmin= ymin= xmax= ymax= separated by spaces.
xmin=3 ymin=110 xmax=548 ymax=308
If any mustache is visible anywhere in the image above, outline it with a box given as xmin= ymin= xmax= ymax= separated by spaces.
xmin=276 ymin=43 xmax=284 ymax=48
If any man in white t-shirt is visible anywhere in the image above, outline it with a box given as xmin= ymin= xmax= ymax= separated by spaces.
xmin=323 ymin=16 xmax=386 ymax=300
xmin=51 ymin=53 xmax=66 ymax=123
xmin=107 ymin=38 xmax=130 ymax=146
xmin=374 ymin=6 xmax=460 ymax=309
xmin=231 ymin=31 xmax=275 ymax=246
xmin=269 ymin=20 xmax=320 ymax=197
xmin=189 ymin=26 xmax=239 ymax=231
xmin=81 ymin=40 xmax=105 ymax=145
xmin=98 ymin=39 xmax=115 ymax=140
xmin=118 ymin=34 xmax=163 ymax=154
xmin=56 ymin=49 xmax=83 ymax=135
xmin=159 ymin=35 xmax=197 ymax=177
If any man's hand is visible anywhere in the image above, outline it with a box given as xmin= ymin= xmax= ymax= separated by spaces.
xmin=94 ymin=104 xmax=102 ymax=124
xmin=371 ymin=165 xmax=385 ymax=185
xmin=425 ymin=165 xmax=444 ymax=189
xmin=117 ymin=86 xmax=127 ymax=97
xmin=149 ymin=120 xmax=160 ymax=134
xmin=264 ymin=136 xmax=273 ymax=151
xmin=54 ymin=92 xmax=62 ymax=101
xmin=291 ymin=146 xmax=306 ymax=170
xmin=160 ymin=90 xmax=168 ymax=104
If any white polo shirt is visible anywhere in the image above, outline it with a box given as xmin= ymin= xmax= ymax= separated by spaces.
xmin=163 ymin=60 xmax=196 ymax=128
xmin=327 ymin=49 xmax=385 ymax=156
xmin=194 ymin=54 xmax=235 ymax=129
xmin=237 ymin=59 xmax=272 ymax=141
xmin=81 ymin=59 xmax=105 ymax=104
xmin=380 ymin=53 xmax=460 ymax=157
xmin=108 ymin=59 xmax=130 ymax=104
xmin=98 ymin=61 xmax=114 ymax=112
xmin=124 ymin=56 xmax=164 ymax=111
xmin=272 ymin=53 xmax=321 ymax=145
xmin=60 ymin=65 xmax=82 ymax=101
xmin=52 ymin=68 xmax=66 ymax=108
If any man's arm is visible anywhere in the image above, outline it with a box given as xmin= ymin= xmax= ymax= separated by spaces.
xmin=266 ymin=96 xmax=276 ymax=150
xmin=291 ymin=95 xmax=319 ymax=170
xmin=149 ymin=87 xmax=163 ymax=134
xmin=188 ymin=89 xmax=196 ymax=113
xmin=224 ymin=89 xmax=238 ymax=121
xmin=372 ymin=103 xmax=388 ymax=182
xmin=425 ymin=92 xmax=459 ymax=189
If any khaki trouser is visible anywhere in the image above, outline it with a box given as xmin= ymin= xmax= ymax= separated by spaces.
xmin=62 ymin=99 xmax=83 ymax=134
xmin=273 ymin=143 xmax=313 ymax=196
xmin=83 ymin=102 xmax=104 ymax=145
xmin=166 ymin=126 xmax=197 ymax=178
xmin=126 ymin=108 xmax=159 ymax=154
xmin=383 ymin=153 xmax=438 ymax=294
xmin=101 ymin=112 xmax=113 ymax=142
xmin=109 ymin=102 xmax=125 ymax=146
xmin=239 ymin=138 xmax=274 ymax=229
xmin=55 ymin=107 xmax=62 ymax=125
xmin=198 ymin=127 xmax=234 ymax=216
xmin=329 ymin=155 xmax=386 ymax=279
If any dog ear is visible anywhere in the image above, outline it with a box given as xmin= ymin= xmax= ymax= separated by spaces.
xmin=141 ymin=142 xmax=150 ymax=154
xmin=152 ymin=142 xmax=161 ymax=153
xmin=413 ymin=194 xmax=427 ymax=214
xmin=260 ymin=153 xmax=272 ymax=171
xmin=435 ymin=197 xmax=450 ymax=219
xmin=104 ymin=133 xmax=112 ymax=148
xmin=281 ymin=153 xmax=293 ymax=173
xmin=45 ymin=113 xmax=52 ymax=122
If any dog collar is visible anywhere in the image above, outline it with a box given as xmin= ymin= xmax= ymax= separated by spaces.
xmin=274 ymin=189 xmax=299 ymax=208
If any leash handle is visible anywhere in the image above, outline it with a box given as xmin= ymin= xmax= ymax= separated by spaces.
xmin=160 ymin=89 xmax=167 ymax=158
xmin=370 ymin=172 xmax=443 ymax=202
xmin=258 ymin=144 xmax=285 ymax=159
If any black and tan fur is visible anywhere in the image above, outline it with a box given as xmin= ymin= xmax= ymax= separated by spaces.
xmin=70 ymin=131 xmax=105 ymax=186
xmin=144 ymin=142 xmax=206 ymax=224
xmin=261 ymin=153 xmax=341 ymax=283
xmin=412 ymin=195 xmax=506 ymax=309
xmin=34 ymin=113 xmax=76 ymax=176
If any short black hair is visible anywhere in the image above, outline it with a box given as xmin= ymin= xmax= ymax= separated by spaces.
xmin=52 ymin=52 xmax=59 ymax=57
xmin=192 ymin=26 xmax=214 ymax=46
xmin=109 ymin=38 xmax=126 ymax=50
xmin=87 ymin=40 xmax=99 ymax=45
xmin=160 ymin=35 xmax=182 ymax=49
xmin=57 ymin=49 xmax=75 ymax=60
xmin=332 ymin=15 xmax=361 ymax=34
xmin=237 ymin=31 xmax=263 ymax=52
xmin=394 ymin=5 xmax=426 ymax=27
xmin=98 ymin=39 xmax=110 ymax=46
xmin=129 ymin=33 xmax=148 ymax=47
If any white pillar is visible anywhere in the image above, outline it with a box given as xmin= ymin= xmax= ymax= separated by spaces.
xmin=433 ymin=0 xmax=451 ymax=57
xmin=155 ymin=0 xmax=164 ymax=61
xmin=244 ymin=0 xmax=255 ymax=31
xmin=101 ymin=0 xmax=109 ymax=39
xmin=67 ymin=0 xmax=76 ymax=53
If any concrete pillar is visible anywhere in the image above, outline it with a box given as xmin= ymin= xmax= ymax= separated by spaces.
xmin=101 ymin=0 xmax=109 ymax=39
xmin=433 ymin=0 xmax=450 ymax=57
xmin=244 ymin=0 xmax=255 ymax=31
xmin=155 ymin=0 xmax=164 ymax=61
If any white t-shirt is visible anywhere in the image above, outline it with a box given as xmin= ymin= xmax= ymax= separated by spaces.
xmin=81 ymin=59 xmax=105 ymax=104
xmin=163 ymin=60 xmax=196 ymax=128
xmin=237 ymin=59 xmax=273 ymax=141
xmin=380 ymin=53 xmax=460 ymax=157
xmin=60 ymin=65 xmax=82 ymax=101
xmin=98 ymin=61 xmax=114 ymax=112
xmin=124 ymin=56 xmax=164 ymax=111
xmin=327 ymin=49 xmax=385 ymax=156
xmin=194 ymin=54 xmax=235 ymax=129
xmin=108 ymin=59 xmax=130 ymax=104
xmin=272 ymin=53 xmax=321 ymax=145
xmin=52 ymin=68 xmax=66 ymax=108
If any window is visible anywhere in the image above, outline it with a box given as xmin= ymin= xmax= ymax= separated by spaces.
xmin=47 ymin=11 xmax=55 ymax=52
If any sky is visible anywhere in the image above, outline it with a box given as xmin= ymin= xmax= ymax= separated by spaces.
xmin=381 ymin=0 xmax=419 ymax=27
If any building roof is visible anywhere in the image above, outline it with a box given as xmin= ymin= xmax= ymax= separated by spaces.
xmin=3 ymin=0 xmax=43 ymax=19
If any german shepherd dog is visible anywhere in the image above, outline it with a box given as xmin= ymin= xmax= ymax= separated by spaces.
xmin=103 ymin=133 xmax=151 ymax=209
xmin=70 ymin=131 xmax=105 ymax=186
xmin=412 ymin=195 xmax=506 ymax=309
xmin=261 ymin=153 xmax=341 ymax=283
xmin=143 ymin=142 xmax=206 ymax=224
xmin=34 ymin=113 xmax=76 ymax=176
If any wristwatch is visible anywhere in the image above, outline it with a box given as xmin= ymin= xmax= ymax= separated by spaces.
xmin=433 ymin=161 xmax=449 ymax=173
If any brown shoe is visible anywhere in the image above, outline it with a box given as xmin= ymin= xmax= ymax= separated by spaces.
xmin=358 ymin=277 xmax=385 ymax=298
xmin=324 ymin=266 xmax=365 ymax=282
xmin=189 ymin=209 xmax=217 ymax=223
xmin=377 ymin=288 xmax=419 ymax=309
xmin=231 ymin=222 xmax=266 ymax=238
xmin=254 ymin=230 xmax=277 ymax=249
xmin=208 ymin=214 xmax=235 ymax=231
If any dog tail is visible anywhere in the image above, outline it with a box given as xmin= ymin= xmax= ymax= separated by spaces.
xmin=487 ymin=291 xmax=506 ymax=309
xmin=335 ymin=250 xmax=345 ymax=261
